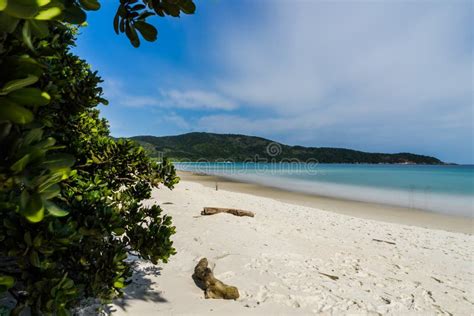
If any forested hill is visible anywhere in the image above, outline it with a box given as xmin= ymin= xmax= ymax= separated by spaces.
xmin=130 ymin=132 xmax=444 ymax=164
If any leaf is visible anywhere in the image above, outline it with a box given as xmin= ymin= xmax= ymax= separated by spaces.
xmin=119 ymin=17 xmax=125 ymax=32
xmin=0 ymin=99 xmax=34 ymax=124
xmin=29 ymin=20 xmax=49 ymax=38
xmin=42 ymin=153 xmax=75 ymax=170
xmin=24 ymin=232 xmax=32 ymax=246
xmin=0 ymin=121 xmax=12 ymax=141
xmin=113 ymin=11 xmax=119 ymax=34
xmin=113 ymin=281 xmax=125 ymax=289
xmin=113 ymin=228 xmax=125 ymax=235
xmin=20 ymin=190 xmax=29 ymax=210
xmin=45 ymin=200 xmax=69 ymax=217
xmin=61 ymin=4 xmax=86 ymax=24
xmin=37 ymin=0 xmax=52 ymax=6
xmin=11 ymin=153 xmax=31 ymax=173
xmin=1 ymin=75 xmax=38 ymax=94
xmin=125 ymin=21 xmax=140 ymax=47
xmin=29 ymin=250 xmax=41 ymax=267
xmin=34 ymin=5 xmax=62 ymax=20
xmin=4 ymin=1 xmax=39 ymax=19
xmin=22 ymin=20 xmax=35 ymax=51
xmin=57 ymin=307 xmax=70 ymax=316
xmin=23 ymin=128 xmax=43 ymax=146
xmin=79 ymin=0 xmax=100 ymax=11
xmin=22 ymin=193 xmax=45 ymax=223
xmin=39 ymin=183 xmax=60 ymax=199
xmin=134 ymin=21 xmax=157 ymax=42
xmin=0 ymin=12 xmax=20 ymax=34
xmin=179 ymin=0 xmax=195 ymax=14
xmin=138 ymin=11 xmax=154 ymax=21
xmin=130 ymin=4 xmax=145 ymax=11
xmin=0 ymin=275 xmax=15 ymax=292
xmin=7 ymin=87 xmax=51 ymax=106
xmin=0 ymin=0 xmax=6 ymax=11
xmin=162 ymin=2 xmax=179 ymax=16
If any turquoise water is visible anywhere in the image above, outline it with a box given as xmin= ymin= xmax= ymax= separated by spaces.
xmin=175 ymin=163 xmax=474 ymax=217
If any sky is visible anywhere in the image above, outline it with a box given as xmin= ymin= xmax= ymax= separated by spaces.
xmin=74 ymin=0 xmax=473 ymax=164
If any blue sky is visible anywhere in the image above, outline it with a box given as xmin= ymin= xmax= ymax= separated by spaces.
xmin=75 ymin=0 xmax=473 ymax=164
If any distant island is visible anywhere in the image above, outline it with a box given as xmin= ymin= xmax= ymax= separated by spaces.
xmin=130 ymin=132 xmax=444 ymax=164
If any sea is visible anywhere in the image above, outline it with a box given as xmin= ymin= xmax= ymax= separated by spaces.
xmin=174 ymin=162 xmax=474 ymax=217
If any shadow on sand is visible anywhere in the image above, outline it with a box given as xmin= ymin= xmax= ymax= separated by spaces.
xmin=102 ymin=263 xmax=168 ymax=315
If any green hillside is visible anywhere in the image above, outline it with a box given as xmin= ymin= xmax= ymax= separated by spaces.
xmin=130 ymin=132 xmax=444 ymax=164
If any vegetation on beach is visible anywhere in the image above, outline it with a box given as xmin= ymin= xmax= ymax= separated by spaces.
xmin=132 ymin=132 xmax=444 ymax=164
xmin=0 ymin=0 xmax=194 ymax=314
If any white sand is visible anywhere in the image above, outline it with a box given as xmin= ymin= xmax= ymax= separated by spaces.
xmin=108 ymin=180 xmax=474 ymax=315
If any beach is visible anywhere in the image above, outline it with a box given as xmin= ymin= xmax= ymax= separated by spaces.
xmin=101 ymin=172 xmax=473 ymax=315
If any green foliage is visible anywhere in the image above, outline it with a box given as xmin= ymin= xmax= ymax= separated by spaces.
xmin=132 ymin=132 xmax=444 ymax=164
xmin=0 ymin=0 xmax=192 ymax=314
xmin=114 ymin=0 xmax=195 ymax=47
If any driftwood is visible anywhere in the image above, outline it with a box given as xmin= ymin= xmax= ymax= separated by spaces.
xmin=202 ymin=207 xmax=254 ymax=217
xmin=372 ymin=238 xmax=396 ymax=245
xmin=319 ymin=272 xmax=339 ymax=281
xmin=192 ymin=258 xmax=239 ymax=300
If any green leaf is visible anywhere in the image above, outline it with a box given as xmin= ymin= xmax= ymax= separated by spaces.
xmin=113 ymin=228 xmax=125 ymax=235
xmin=34 ymin=4 xmax=62 ymax=20
xmin=57 ymin=307 xmax=70 ymax=316
xmin=0 ymin=275 xmax=15 ymax=292
xmin=45 ymin=200 xmax=69 ymax=217
xmin=134 ymin=21 xmax=157 ymax=42
xmin=61 ymin=4 xmax=86 ymax=24
xmin=113 ymin=281 xmax=125 ymax=289
xmin=11 ymin=153 xmax=31 ymax=172
xmin=23 ymin=128 xmax=44 ymax=146
xmin=1 ymin=75 xmax=38 ymax=94
xmin=113 ymin=11 xmax=119 ymax=34
xmin=0 ymin=12 xmax=20 ymax=34
xmin=0 ymin=121 xmax=11 ymax=141
xmin=138 ymin=11 xmax=154 ymax=21
xmin=130 ymin=4 xmax=145 ymax=11
xmin=40 ymin=183 xmax=60 ymax=199
xmin=0 ymin=0 xmax=7 ymax=11
xmin=24 ymin=232 xmax=32 ymax=246
xmin=4 ymin=1 xmax=39 ymax=19
xmin=7 ymin=87 xmax=50 ymax=106
xmin=29 ymin=20 xmax=49 ymax=38
xmin=22 ymin=20 xmax=35 ymax=51
xmin=179 ymin=0 xmax=195 ymax=14
xmin=125 ymin=21 xmax=140 ymax=47
xmin=37 ymin=0 xmax=52 ymax=6
xmin=29 ymin=250 xmax=41 ymax=267
xmin=0 ymin=98 xmax=34 ymax=124
xmin=162 ymin=2 xmax=179 ymax=16
xmin=22 ymin=193 xmax=45 ymax=223
xmin=42 ymin=153 xmax=75 ymax=170
xmin=79 ymin=0 xmax=100 ymax=11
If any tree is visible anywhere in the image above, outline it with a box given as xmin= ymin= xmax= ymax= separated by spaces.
xmin=0 ymin=0 xmax=194 ymax=314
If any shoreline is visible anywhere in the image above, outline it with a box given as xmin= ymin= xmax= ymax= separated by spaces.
xmin=178 ymin=170 xmax=473 ymax=234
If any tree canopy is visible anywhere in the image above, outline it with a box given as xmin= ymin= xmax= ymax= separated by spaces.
xmin=0 ymin=0 xmax=194 ymax=314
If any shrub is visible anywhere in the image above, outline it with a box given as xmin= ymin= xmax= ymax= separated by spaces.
xmin=0 ymin=0 xmax=192 ymax=314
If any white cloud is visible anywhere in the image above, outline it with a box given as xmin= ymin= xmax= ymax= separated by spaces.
xmin=103 ymin=80 xmax=236 ymax=111
xmin=159 ymin=89 xmax=237 ymax=110
xmin=200 ymin=0 xmax=472 ymax=162
xmin=215 ymin=2 xmax=471 ymax=112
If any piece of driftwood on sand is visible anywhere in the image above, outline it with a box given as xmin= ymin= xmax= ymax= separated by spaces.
xmin=202 ymin=207 xmax=255 ymax=217
xmin=192 ymin=258 xmax=240 ymax=300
